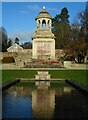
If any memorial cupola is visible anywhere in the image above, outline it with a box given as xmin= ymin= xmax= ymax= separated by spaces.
xmin=32 ymin=7 xmax=55 ymax=60
xmin=35 ymin=6 xmax=52 ymax=31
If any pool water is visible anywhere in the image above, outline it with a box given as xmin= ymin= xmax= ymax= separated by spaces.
xmin=2 ymin=83 xmax=88 ymax=119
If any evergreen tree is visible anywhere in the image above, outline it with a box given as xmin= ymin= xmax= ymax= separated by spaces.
xmin=14 ymin=37 xmax=19 ymax=45
xmin=21 ymin=42 xmax=32 ymax=49
xmin=52 ymin=7 xmax=70 ymax=49
xmin=60 ymin=7 xmax=70 ymax=24
xmin=7 ymin=38 xmax=12 ymax=48
xmin=0 ymin=27 xmax=8 ymax=52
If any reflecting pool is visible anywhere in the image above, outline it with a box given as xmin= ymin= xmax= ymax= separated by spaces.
xmin=2 ymin=83 xmax=88 ymax=119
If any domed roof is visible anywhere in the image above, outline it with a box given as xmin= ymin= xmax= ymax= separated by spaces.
xmin=35 ymin=7 xmax=52 ymax=20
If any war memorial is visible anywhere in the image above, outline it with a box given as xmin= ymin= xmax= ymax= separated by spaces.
xmin=1 ymin=5 xmax=88 ymax=119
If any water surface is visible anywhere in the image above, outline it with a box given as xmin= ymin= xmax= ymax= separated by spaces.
xmin=2 ymin=83 xmax=88 ymax=119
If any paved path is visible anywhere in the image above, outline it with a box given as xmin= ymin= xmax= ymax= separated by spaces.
xmin=0 ymin=63 xmax=88 ymax=70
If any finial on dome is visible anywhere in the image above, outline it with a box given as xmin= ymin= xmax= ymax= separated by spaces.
xmin=43 ymin=6 xmax=46 ymax=9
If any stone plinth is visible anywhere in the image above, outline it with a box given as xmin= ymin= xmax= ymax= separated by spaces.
xmin=35 ymin=71 xmax=51 ymax=89
xmin=35 ymin=81 xmax=50 ymax=89
xmin=32 ymin=37 xmax=55 ymax=60
xmin=35 ymin=71 xmax=51 ymax=80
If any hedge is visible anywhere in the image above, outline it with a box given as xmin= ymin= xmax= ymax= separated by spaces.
xmin=2 ymin=56 xmax=15 ymax=63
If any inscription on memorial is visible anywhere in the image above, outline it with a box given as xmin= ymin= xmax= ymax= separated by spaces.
xmin=37 ymin=41 xmax=51 ymax=56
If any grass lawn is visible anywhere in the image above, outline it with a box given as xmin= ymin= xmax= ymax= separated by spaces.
xmin=15 ymin=82 xmax=70 ymax=88
xmin=49 ymin=70 xmax=88 ymax=86
xmin=1 ymin=70 xmax=88 ymax=87
xmin=15 ymin=82 xmax=35 ymax=88
xmin=50 ymin=82 xmax=70 ymax=88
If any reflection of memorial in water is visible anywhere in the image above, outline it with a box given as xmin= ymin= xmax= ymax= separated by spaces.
xmin=9 ymin=87 xmax=33 ymax=96
xmin=32 ymin=89 xmax=55 ymax=118
xmin=3 ymin=83 xmax=88 ymax=119
xmin=8 ymin=86 xmax=73 ymax=118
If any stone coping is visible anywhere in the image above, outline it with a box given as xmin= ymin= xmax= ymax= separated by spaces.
xmin=1 ymin=68 xmax=87 ymax=70
xmin=37 ymin=71 xmax=49 ymax=75
xmin=65 ymin=80 xmax=88 ymax=96
xmin=0 ymin=67 xmax=67 ymax=70
xmin=2 ymin=79 xmax=20 ymax=92
xmin=19 ymin=78 xmax=65 ymax=81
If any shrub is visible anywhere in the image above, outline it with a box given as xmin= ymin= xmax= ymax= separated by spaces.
xmin=2 ymin=56 xmax=15 ymax=63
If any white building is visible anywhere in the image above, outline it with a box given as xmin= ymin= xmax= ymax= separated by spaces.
xmin=7 ymin=43 xmax=23 ymax=52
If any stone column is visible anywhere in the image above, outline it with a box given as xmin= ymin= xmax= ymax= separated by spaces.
xmin=32 ymin=40 xmax=37 ymax=59
xmin=40 ymin=19 xmax=43 ymax=29
xmin=49 ymin=20 xmax=52 ymax=31
xmin=46 ymin=19 xmax=49 ymax=30
xmin=51 ymin=39 xmax=55 ymax=59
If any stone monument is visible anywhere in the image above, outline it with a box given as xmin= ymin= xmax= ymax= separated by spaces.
xmin=32 ymin=7 xmax=55 ymax=60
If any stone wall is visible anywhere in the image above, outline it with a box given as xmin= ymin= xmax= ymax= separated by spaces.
xmin=0 ymin=49 xmax=32 ymax=67
xmin=64 ymin=61 xmax=88 ymax=70
xmin=1 ymin=49 xmax=32 ymax=60
xmin=1 ymin=50 xmax=88 ymax=69
xmin=0 ymin=49 xmax=64 ymax=67
xmin=14 ymin=49 xmax=32 ymax=65
xmin=1 ymin=49 xmax=64 ymax=60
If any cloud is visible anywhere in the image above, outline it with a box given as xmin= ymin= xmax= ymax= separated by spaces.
xmin=20 ymin=4 xmax=58 ymax=16
xmin=20 ymin=10 xmax=28 ymax=14
xmin=47 ymin=7 xmax=58 ymax=12
xmin=26 ymin=4 xmax=58 ymax=12
xmin=20 ymin=5 xmax=40 ymax=15
xmin=9 ymin=31 xmax=35 ymax=44
xmin=27 ymin=5 xmax=41 ymax=11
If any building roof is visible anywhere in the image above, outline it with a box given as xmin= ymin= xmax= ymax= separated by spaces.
xmin=7 ymin=43 xmax=23 ymax=51
xmin=35 ymin=7 xmax=52 ymax=20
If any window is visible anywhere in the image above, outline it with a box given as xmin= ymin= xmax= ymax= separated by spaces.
xmin=42 ymin=20 xmax=46 ymax=29
xmin=48 ymin=20 xmax=50 ymax=28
